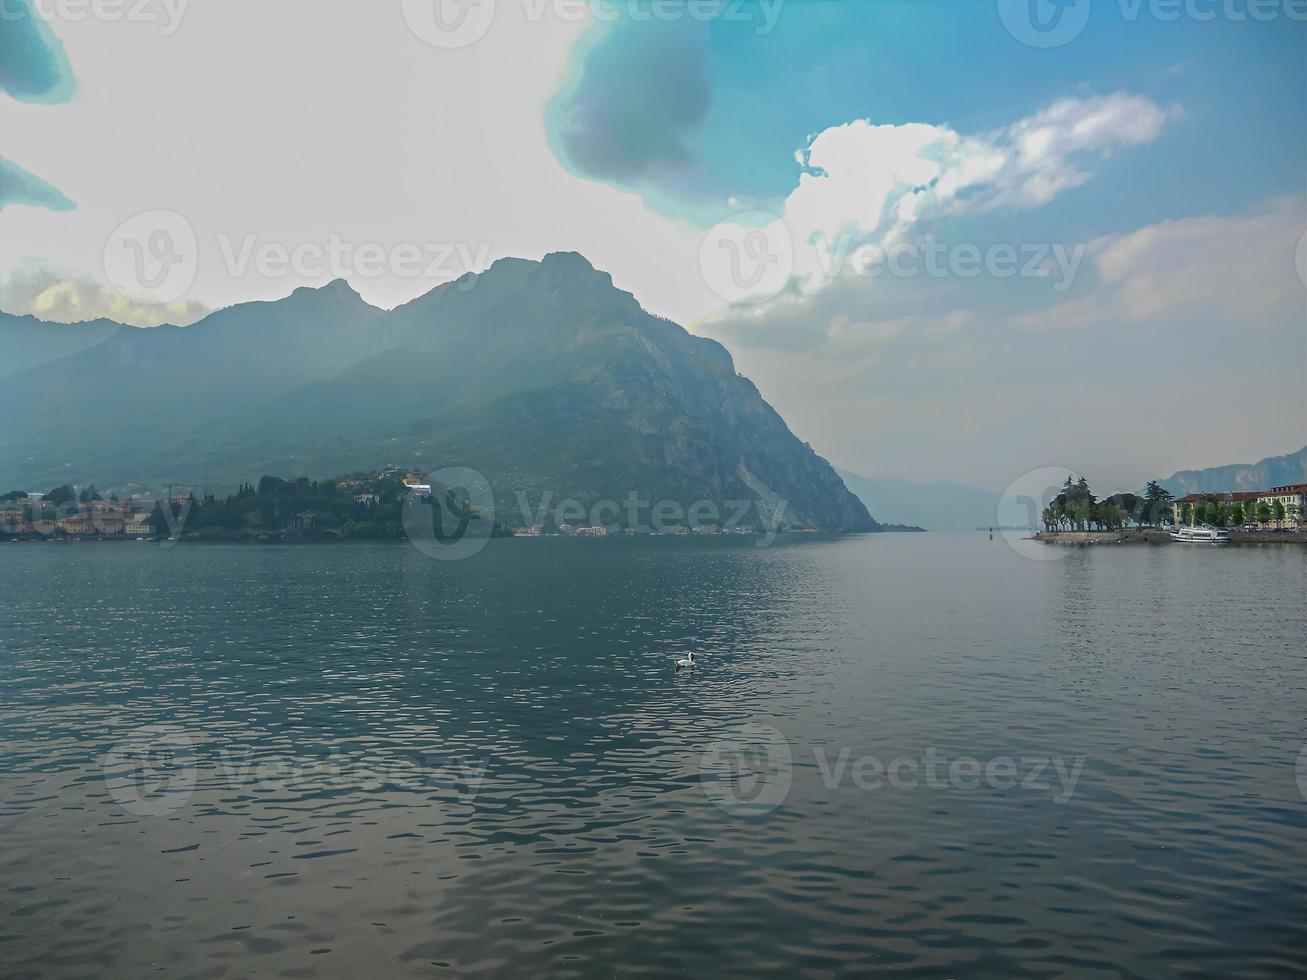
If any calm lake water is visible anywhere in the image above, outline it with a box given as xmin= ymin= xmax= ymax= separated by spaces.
xmin=1 ymin=534 xmax=1305 ymax=978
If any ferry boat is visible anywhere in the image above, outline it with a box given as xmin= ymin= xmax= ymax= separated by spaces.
xmin=1170 ymin=525 xmax=1230 ymax=544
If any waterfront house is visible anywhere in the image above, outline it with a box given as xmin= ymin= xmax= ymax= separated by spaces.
xmin=1256 ymin=484 xmax=1306 ymax=528
xmin=1172 ymin=491 xmax=1259 ymax=523
xmin=1173 ymin=486 xmax=1305 ymax=528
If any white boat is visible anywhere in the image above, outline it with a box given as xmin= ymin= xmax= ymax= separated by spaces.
xmin=1170 ymin=525 xmax=1230 ymax=544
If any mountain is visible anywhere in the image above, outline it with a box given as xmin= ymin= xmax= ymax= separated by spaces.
xmin=838 ymin=470 xmax=1002 ymax=532
xmin=1148 ymin=445 xmax=1307 ymax=497
xmin=0 ymin=253 xmax=876 ymax=531
xmin=0 ymin=311 xmax=122 ymax=377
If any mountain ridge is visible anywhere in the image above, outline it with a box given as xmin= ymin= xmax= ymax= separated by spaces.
xmin=0 ymin=253 xmax=877 ymax=531
xmin=1146 ymin=445 xmax=1307 ymax=497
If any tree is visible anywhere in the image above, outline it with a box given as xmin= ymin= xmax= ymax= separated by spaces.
xmin=1051 ymin=475 xmax=1098 ymax=531
xmin=1273 ymin=499 xmax=1286 ymax=529
xmin=1256 ymin=501 xmax=1273 ymax=526
xmin=79 ymin=484 xmax=101 ymax=503
xmin=1143 ymin=481 xmax=1173 ymax=526
xmin=1289 ymin=502 xmax=1302 ymax=530
xmin=1179 ymin=502 xmax=1193 ymax=525
xmin=1096 ymin=502 xmax=1125 ymax=530
xmin=1072 ymin=499 xmax=1092 ymax=531
xmin=47 ymin=485 xmax=76 ymax=506
xmin=1105 ymin=492 xmax=1142 ymax=526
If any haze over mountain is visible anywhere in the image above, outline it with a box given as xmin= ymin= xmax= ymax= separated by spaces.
xmin=837 ymin=470 xmax=1002 ymax=533
xmin=1147 ymin=445 xmax=1307 ymax=497
xmin=0 ymin=253 xmax=876 ymax=530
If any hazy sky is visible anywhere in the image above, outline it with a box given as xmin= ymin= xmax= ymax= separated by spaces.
xmin=1 ymin=0 xmax=1304 ymax=492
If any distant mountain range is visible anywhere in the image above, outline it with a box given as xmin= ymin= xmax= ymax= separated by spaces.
xmin=839 ymin=444 xmax=1307 ymax=531
xmin=838 ymin=470 xmax=1002 ymax=532
xmin=0 ymin=253 xmax=876 ymax=531
xmin=1147 ymin=445 xmax=1307 ymax=497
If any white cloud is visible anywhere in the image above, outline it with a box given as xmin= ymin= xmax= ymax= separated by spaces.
xmin=727 ymin=92 xmax=1172 ymax=298
xmin=1014 ymin=197 xmax=1304 ymax=330
xmin=989 ymin=93 xmax=1172 ymax=210
xmin=0 ymin=4 xmax=720 ymax=326
xmin=0 ymin=260 xmax=209 ymax=326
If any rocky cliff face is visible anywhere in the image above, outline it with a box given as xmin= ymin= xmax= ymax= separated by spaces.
xmin=0 ymin=253 xmax=878 ymax=530
xmin=1150 ymin=445 xmax=1307 ymax=496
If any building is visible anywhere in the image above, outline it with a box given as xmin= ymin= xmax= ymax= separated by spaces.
xmin=1256 ymin=484 xmax=1306 ymax=528
xmin=1172 ymin=491 xmax=1259 ymax=525
xmin=0 ymin=508 xmax=28 ymax=534
xmin=124 ymin=516 xmax=152 ymax=536
xmin=1173 ymin=487 xmax=1305 ymax=528
xmin=354 ymin=493 xmax=380 ymax=506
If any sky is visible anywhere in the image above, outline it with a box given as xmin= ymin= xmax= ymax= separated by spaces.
xmin=1 ymin=0 xmax=1304 ymax=493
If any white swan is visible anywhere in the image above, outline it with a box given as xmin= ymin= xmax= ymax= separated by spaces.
xmin=675 ymin=652 xmax=697 ymax=670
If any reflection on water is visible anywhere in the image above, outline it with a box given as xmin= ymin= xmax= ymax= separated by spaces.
xmin=1 ymin=535 xmax=1305 ymax=977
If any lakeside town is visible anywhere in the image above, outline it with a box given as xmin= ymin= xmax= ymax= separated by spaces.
xmin=5 ymin=468 xmax=1305 ymax=544
xmin=1033 ymin=476 xmax=1307 ymax=544
xmin=0 ymin=468 xmax=817 ymax=542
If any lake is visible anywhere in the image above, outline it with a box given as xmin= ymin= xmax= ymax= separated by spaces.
xmin=1 ymin=534 xmax=1304 ymax=977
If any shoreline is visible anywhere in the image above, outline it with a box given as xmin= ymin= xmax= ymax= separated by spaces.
xmin=1032 ymin=529 xmax=1307 ymax=546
